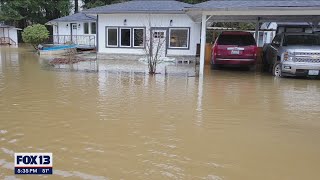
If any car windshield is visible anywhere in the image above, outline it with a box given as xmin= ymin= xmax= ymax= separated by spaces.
xmin=283 ymin=34 xmax=320 ymax=46
xmin=217 ymin=34 xmax=256 ymax=46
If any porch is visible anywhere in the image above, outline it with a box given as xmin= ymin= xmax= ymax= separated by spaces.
xmin=45 ymin=35 xmax=96 ymax=50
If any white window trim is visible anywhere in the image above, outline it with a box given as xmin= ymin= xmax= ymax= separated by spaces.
xmin=120 ymin=28 xmax=131 ymax=47
xmin=133 ymin=28 xmax=145 ymax=48
xmin=168 ymin=28 xmax=189 ymax=49
xmin=106 ymin=27 xmax=118 ymax=47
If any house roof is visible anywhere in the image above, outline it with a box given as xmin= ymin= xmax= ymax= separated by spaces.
xmin=189 ymin=0 xmax=320 ymax=11
xmin=47 ymin=13 xmax=96 ymax=24
xmin=0 ymin=24 xmax=14 ymax=28
xmin=83 ymin=0 xmax=192 ymax=14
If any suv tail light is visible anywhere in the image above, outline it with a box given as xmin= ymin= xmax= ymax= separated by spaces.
xmin=254 ymin=46 xmax=258 ymax=57
xmin=212 ymin=44 xmax=218 ymax=60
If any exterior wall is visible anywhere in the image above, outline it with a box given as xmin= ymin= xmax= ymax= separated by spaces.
xmin=55 ymin=22 xmax=96 ymax=36
xmin=98 ymin=13 xmax=201 ymax=58
xmin=0 ymin=28 xmax=18 ymax=46
xmin=53 ymin=21 xmax=97 ymax=46
xmin=9 ymin=29 xmax=18 ymax=46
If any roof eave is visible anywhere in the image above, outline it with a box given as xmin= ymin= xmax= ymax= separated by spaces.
xmin=84 ymin=10 xmax=185 ymax=15
xmin=185 ymin=7 xmax=320 ymax=12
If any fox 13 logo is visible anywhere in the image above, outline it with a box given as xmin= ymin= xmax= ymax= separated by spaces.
xmin=14 ymin=153 xmax=53 ymax=175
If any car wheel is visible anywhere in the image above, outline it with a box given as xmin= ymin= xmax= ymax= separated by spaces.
xmin=272 ymin=63 xmax=282 ymax=77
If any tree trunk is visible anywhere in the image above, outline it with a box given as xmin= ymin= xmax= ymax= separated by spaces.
xmin=75 ymin=0 xmax=79 ymax=13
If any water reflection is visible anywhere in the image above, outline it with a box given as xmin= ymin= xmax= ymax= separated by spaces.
xmin=0 ymin=47 xmax=320 ymax=179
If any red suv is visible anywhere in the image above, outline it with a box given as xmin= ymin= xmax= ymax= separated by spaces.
xmin=211 ymin=31 xmax=257 ymax=69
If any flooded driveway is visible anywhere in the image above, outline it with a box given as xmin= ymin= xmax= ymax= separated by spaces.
xmin=1 ymin=47 xmax=320 ymax=180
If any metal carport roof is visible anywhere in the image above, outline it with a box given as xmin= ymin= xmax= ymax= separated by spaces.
xmin=185 ymin=0 xmax=320 ymax=22
xmin=186 ymin=0 xmax=320 ymax=75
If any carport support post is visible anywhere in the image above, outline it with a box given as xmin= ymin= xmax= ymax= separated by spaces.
xmin=254 ymin=20 xmax=259 ymax=44
xmin=199 ymin=13 xmax=207 ymax=76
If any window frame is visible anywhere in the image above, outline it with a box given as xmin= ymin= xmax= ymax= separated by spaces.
xmin=105 ymin=26 xmax=146 ymax=48
xmin=119 ymin=28 xmax=132 ymax=47
xmin=133 ymin=28 xmax=145 ymax=48
xmin=106 ymin=27 xmax=119 ymax=47
xmin=91 ymin=22 xmax=96 ymax=34
xmin=84 ymin=22 xmax=89 ymax=34
xmin=168 ymin=27 xmax=190 ymax=50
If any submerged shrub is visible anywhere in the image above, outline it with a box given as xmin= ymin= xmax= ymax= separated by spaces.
xmin=22 ymin=24 xmax=49 ymax=49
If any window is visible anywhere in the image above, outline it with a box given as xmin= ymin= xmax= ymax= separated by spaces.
xmin=283 ymin=35 xmax=320 ymax=46
xmin=107 ymin=27 xmax=118 ymax=47
xmin=120 ymin=28 xmax=131 ymax=47
xmin=133 ymin=28 xmax=144 ymax=47
xmin=272 ymin=35 xmax=282 ymax=46
xmin=105 ymin=27 xmax=145 ymax=48
xmin=217 ymin=34 xmax=256 ymax=46
xmin=153 ymin=31 xmax=165 ymax=38
xmin=91 ymin=22 xmax=96 ymax=34
xmin=84 ymin=23 xmax=89 ymax=34
xmin=169 ymin=28 xmax=189 ymax=48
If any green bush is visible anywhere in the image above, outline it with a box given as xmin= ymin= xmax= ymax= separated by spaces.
xmin=22 ymin=24 xmax=49 ymax=49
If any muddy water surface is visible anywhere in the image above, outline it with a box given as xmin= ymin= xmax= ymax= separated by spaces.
xmin=1 ymin=47 xmax=320 ymax=180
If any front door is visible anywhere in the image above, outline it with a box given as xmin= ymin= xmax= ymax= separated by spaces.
xmin=151 ymin=29 xmax=166 ymax=59
xmin=70 ymin=23 xmax=78 ymax=43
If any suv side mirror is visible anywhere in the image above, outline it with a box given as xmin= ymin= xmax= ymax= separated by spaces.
xmin=273 ymin=41 xmax=280 ymax=47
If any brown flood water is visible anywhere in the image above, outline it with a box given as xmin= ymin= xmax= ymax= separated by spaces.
xmin=1 ymin=46 xmax=320 ymax=180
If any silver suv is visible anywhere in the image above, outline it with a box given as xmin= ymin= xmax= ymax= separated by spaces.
xmin=263 ymin=33 xmax=320 ymax=77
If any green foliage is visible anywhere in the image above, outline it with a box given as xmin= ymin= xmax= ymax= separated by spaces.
xmin=22 ymin=24 xmax=49 ymax=49
xmin=83 ymin=0 xmax=129 ymax=9
xmin=214 ymin=22 xmax=256 ymax=30
xmin=0 ymin=0 xmax=71 ymax=28
xmin=82 ymin=0 xmax=207 ymax=8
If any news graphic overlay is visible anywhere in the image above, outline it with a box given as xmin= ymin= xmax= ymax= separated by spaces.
xmin=14 ymin=153 xmax=53 ymax=175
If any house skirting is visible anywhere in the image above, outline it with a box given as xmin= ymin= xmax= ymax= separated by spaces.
xmin=97 ymin=53 xmax=197 ymax=62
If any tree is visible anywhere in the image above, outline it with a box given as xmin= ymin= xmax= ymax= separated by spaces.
xmin=74 ymin=0 xmax=79 ymax=13
xmin=82 ymin=0 xmax=128 ymax=9
xmin=22 ymin=24 xmax=49 ymax=49
xmin=0 ymin=0 xmax=71 ymax=28
xmin=144 ymin=30 xmax=166 ymax=75
xmin=82 ymin=0 xmax=207 ymax=9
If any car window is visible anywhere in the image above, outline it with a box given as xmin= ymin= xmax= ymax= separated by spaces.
xmin=283 ymin=35 xmax=320 ymax=46
xmin=272 ymin=35 xmax=282 ymax=46
xmin=217 ymin=34 xmax=256 ymax=46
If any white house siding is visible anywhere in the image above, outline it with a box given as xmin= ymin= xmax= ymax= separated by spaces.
xmin=97 ymin=13 xmax=201 ymax=59
xmin=53 ymin=22 xmax=97 ymax=46
xmin=0 ymin=28 xmax=18 ymax=46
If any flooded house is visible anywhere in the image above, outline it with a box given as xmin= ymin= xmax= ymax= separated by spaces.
xmin=83 ymin=0 xmax=201 ymax=62
xmin=46 ymin=13 xmax=97 ymax=48
xmin=0 ymin=23 xmax=19 ymax=47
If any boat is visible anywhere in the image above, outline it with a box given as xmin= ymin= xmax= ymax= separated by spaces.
xmin=39 ymin=45 xmax=77 ymax=56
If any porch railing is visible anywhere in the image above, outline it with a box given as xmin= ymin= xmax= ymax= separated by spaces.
xmin=46 ymin=35 xmax=96 ymax=47
xmin=0 ymin=37 xmax=17 ymax=46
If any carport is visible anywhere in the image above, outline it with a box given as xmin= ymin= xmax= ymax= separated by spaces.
xmin=184 ymin=0 xmax=320 ymax=75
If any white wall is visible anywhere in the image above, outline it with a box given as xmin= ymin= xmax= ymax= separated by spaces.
xmin=0 ymin=28 xmax=18 ymax=46
xmin=53 ymin=21 xmax=97 ymax=45
xmin=54 ymin=21 xmax=96 ymax=36
xmin=98 ymin=13 xmax=201 ymax=56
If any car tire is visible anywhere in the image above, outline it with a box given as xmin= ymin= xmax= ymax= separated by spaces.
xmin=272 ymin=63 xmax=282 ymax=77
